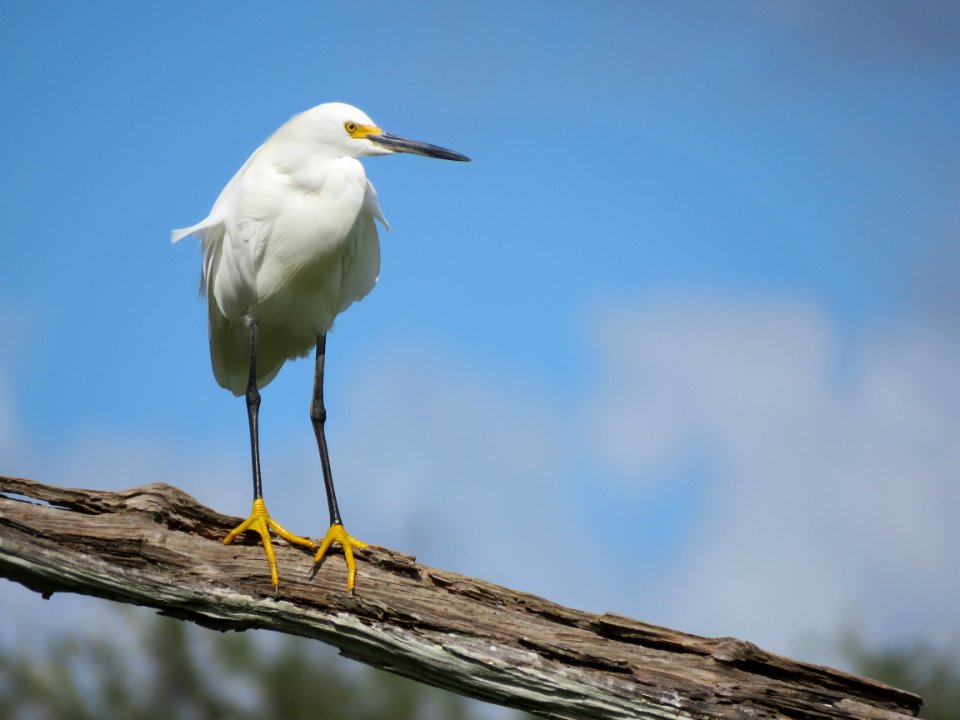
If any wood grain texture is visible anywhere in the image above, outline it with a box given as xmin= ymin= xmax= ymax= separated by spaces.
xmin=0 ymin=474 xmax=921 ymax=719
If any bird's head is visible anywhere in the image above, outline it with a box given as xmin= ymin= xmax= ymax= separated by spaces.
xmin=286 ymin=102 xmax=470 ymax=162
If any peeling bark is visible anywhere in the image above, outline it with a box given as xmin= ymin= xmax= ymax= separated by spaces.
xmin=0 ymin=475 xmax=921 ymax=719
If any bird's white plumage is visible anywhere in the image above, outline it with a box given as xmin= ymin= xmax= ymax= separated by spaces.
xmin=172 ymin=102 xmax=467 ymax=592
xmin=173 ymin=103 xmax=388 ymax=395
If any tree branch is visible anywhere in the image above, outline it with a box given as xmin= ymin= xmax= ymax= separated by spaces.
xmin=0 ymin=474 xmax=920 ymax=719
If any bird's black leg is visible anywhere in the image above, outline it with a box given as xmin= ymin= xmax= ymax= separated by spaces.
xmin=311 ymin=333 xmax=342 ymax=526
xmin=247 ymin=320 xmax=264 ymax=502
xmin=309 ymin=333 xmax=367 ymax=591
xmin=224 ymin=319 xmax=314 ymax=597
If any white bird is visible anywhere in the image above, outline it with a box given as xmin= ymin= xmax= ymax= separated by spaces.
xmin=172 ymin=102 xmax=469 ymax=594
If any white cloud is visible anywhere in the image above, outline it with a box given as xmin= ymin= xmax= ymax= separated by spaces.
xmin=585 ymin=297 xmax=835 ymax=485
xmin=584 ymin=295 xmax=960 ymax=659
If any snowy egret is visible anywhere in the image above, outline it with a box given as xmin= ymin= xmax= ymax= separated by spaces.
xmin=173 ymin=102 xmax=469 ymax=593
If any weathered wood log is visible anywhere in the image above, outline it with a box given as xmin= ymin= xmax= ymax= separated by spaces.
xmin=0 ymin=474 xmax=921 ymax=719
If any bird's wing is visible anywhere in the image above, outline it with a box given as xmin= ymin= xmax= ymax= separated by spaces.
xmin=171 ymin=141 xmax=265 ymax=245
xmin=201 ymin=208 xmax=269 ymax=396
xmin=335 ymin=179 xmax=388 ymax=314
xmin=172 ymin=146 xmax=273 ymax=395
xmin=172 ymin=145 xmax=270 ymax=313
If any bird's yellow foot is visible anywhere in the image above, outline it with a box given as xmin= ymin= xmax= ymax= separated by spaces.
xmin=224 ymin=499 xmax=316 ymax=590
xmin=313 ymin=524 xmax=368 ymax=592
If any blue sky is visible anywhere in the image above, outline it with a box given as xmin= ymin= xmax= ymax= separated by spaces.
xmin=2 ymin=1 xmax=959 ymax=673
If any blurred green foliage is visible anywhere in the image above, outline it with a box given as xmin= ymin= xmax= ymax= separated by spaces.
xmin=3 ymin=609 xmax=955 ymax=719
xmin=0 ymin=611 xmax=531 ymax=720
xmin=838 ymin=631 xmax=960 ymax=720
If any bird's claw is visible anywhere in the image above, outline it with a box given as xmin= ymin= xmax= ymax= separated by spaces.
xmin=312 ymin=524 xmax=368 ymax=592
xmin=224 ymin=499 xmax=316 ymax=592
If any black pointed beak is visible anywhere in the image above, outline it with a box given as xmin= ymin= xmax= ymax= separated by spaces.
xmin=368 ymin=131 xmax=471 ymax=162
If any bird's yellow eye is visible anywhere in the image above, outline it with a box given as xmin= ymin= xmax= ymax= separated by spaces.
xmin=344 ymin=121 xmax=381 ymax=139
